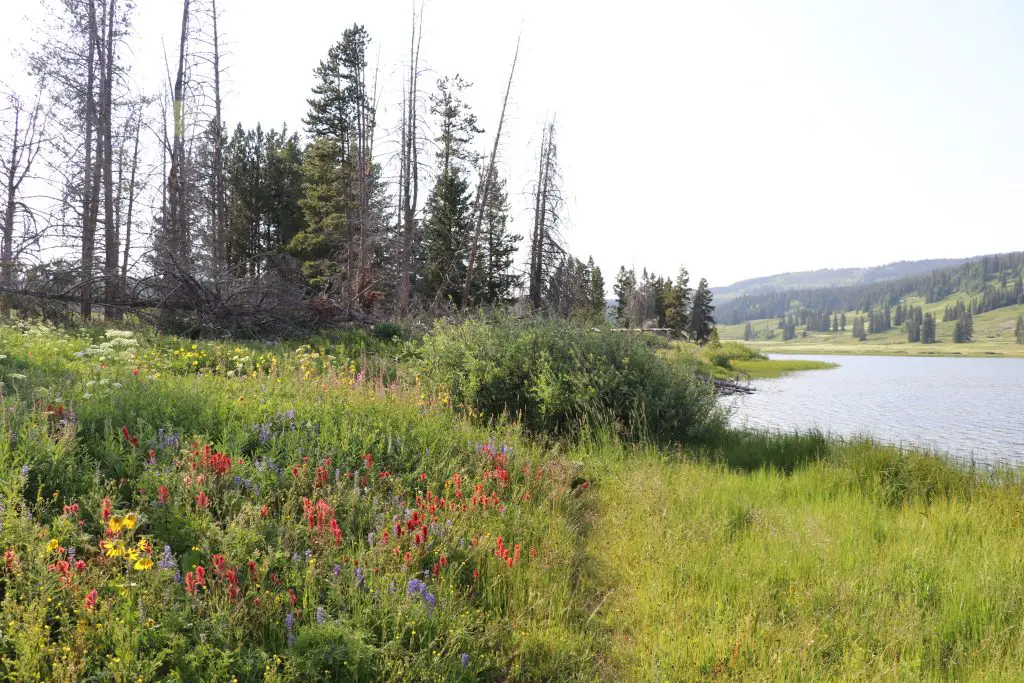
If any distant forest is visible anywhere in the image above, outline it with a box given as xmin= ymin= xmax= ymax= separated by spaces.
xmin=721 ymin=252 xmax=1024 ymax=326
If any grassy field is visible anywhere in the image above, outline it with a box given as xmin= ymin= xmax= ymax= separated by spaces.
xmin=1 ymin=320 xmax=1023 ymax=680
xmin=719 ymin=299 xmax=1024 ymax=357
xmin=587 ymin=435 xmax=1024 ymax=680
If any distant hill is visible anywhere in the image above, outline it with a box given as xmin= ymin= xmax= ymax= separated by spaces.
xmin=716 ymin=252 xmax=1024 ymax=326
xmin=711 ymin=258 xmax=971 ymax=304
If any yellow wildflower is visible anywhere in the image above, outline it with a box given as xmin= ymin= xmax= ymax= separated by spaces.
xmin=102 ymin=540 xmax=124 ymax=558
xmin=107 ymin=516 xmax=124 ymax=534
xmin=122 ymin=512 xmax=136 ymax=530
xmin=46 ymin=539 xmax=59 ymax=553
xmin=126 ymin=548 xmax=139 ymax=563
xmin=133 ymin=557 xmax=153 ymax=571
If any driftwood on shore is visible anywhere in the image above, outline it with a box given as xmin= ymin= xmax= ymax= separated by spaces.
xmin=713 ymin=378 xmax=755 ymax=396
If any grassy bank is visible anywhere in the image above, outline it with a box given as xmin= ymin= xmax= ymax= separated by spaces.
xmin=669 ymin=340 xmax=837 ymax=379
xmin=720 ymin=300 xmax=1024 ymax=358
xmin=586 ymin=436 xmax=1024 ymax=679
xmin=0 ymin=320 xmax=1021 ymax=680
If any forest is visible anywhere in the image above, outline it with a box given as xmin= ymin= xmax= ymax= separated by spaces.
xmin=0 ymin=0 xmax=720 ymax=342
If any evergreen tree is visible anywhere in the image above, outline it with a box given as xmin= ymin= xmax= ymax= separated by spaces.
xmin=421 ymin=76 xmax=482 ymax=309
xmin=289 ymin=138 xmax=345 ymax=290
xmin=744 ymin=322 xmax=753 ymax=341
xmin=922 ymin=312 xmax=936 ymax=344
xmin=840 ymin=312 xmax=846 ymax=331
xmin=832 ymin=314 xmax=839 ymax=333
xmin=613 ymin=266 xmax=636 ymax=328
xmin=475 ymin=166 xmax=521 ymax=306
xmin=664 ymin=267 xmax=691 ymax=334
xmin=1015 ymin=314 xmax=1024 ymax=344
xmin=588 ymin=260 xmax=606 ymax=322
xmin=687 ymin=278 xmax=715 ymax=344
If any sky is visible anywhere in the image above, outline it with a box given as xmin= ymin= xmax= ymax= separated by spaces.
xmin=3 ymin=0 xmax=1024 ymax=289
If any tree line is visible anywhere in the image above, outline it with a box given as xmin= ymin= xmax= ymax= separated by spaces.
xmin=611 ymin=267 xmax=715 ymax=343
xmin=0 ymin=3 xmax=635 ymax=334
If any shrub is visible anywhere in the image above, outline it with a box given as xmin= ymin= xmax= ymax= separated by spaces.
xmin=416 ymin=317 xmax=722 ymax=443
xmin=702 ymin=341 xmax=766 ymax=370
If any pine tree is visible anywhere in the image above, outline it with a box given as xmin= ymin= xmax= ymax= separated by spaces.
xmin=289 ymin=138 xmax=345 ymax=290
xmin=687 ymin=278 xmax=715 ymax=344
xmin=922 ymin=312 xmax=936 ymax=344
xmin=744 ymin=322 xmax=753 ymax=341
xmin=665 ymin=267 xmax=691 ymax=334
xmin=588 ymin=260 xmax=606 ymax=322
xmin=613 ymin=266 xmax=635 ymax=328
xmin=475 ymin=166 xmax=521 ymax=306
xmin=840 ymin=312 xmax=846 ymax=331
xmin=421 ymin=76 xmax=482 ymax=309
xmin=1015 ymin=314 xmax=1024 ymax=344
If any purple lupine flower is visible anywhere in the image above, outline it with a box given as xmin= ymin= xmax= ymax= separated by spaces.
xmin=315 ymin=606 xmax=326 ymax=624
xmin=406 ymin=578 xmax=426 ymax=597
xmin=389 ymin=581 xmax=396 ymax=594
xmin=285 ymin=611 xmax=296 ymax=647
xmin=355 ymin=567 xmax=365 ymax=591
xmin=461 ymin=653 xmax=469 ymax=668
xmin=158 ymin=545 xmax=175 ymax=570
xmin=292 ymin=552 xmax=301 ymax=563
xmin=333 ymin=564 xmax=342 ymax=577
xmin=20 ymin=465 xmax=29 ymax=477
xmin=173 ymin=570 xmax=182 ymax=583
xmin=423 ymin=590 xmax=437 ymax=614
xmin=304 ymin=548 xmax=313 ymax=562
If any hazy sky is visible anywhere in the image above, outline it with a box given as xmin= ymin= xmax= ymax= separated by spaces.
xmin=4 ymin=0 xmax=1024 ymax=288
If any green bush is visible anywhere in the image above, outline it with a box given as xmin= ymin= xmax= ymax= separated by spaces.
xmin=416 ymin=317 xmax=722 ymax=443
xmin=701 ymin=341 xmax=766 ymax=370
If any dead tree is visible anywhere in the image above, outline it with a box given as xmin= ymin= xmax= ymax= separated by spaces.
xmin=396 ymin=2 xmax=423 ymax=318
xmin=0 ymin=87 xmax=49 ymax=316
xmin=528 ymin=120 xmax=564 ymax=309
xmin=462 ymin=35 xmax=520 ymax=309
xmin=161 ymin=0 xmax=192 ymax=274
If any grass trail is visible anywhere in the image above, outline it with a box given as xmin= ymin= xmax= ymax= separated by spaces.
xmin=586 ymin=443 xmax=1024 ymax=680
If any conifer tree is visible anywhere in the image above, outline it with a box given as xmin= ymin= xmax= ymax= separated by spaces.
xmin=687 ymin=278 xmax=715 ymax=344
xmin=922 ymin=312 xmax=936 ymax=343
xmin=744 ymin=322 xmax=753 ymax=341
xmin=840 ymin=312 xmax=847 ymax=331
xmin=665 ymin=267 xmax=692 ymax=334
xmin=613 ymin=266 xmax=636 ymax=328
xmin=588 ymin=260 xmax=606 ymax=322
xmin=1015 ymin=314 xmax=1024 ymax=344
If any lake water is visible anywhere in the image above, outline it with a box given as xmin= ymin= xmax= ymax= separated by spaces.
xmin=724 ymin=354 xmax=1024 ymax=464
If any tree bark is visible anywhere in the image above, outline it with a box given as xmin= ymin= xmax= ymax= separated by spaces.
xmin=102 ymin=0 xmax=119 ymax=318
xmin=81 ymin=0 xmax=100 ymax=320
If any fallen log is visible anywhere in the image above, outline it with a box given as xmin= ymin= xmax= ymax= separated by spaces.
xmin=713 ymin=378 xmax=755 ymax=396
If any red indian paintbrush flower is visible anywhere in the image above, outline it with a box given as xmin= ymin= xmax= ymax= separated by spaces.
xmin=84 ymin=589 xmax=98 ymax=610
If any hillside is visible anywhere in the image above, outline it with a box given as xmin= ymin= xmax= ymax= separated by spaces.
xmin=717 ymin=252 xmax=1024 ymax=325
xmin=712 ymin=257 xmax=971 ymax=303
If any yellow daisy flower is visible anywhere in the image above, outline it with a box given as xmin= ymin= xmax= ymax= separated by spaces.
xmin=46 ymin=539 xmax=59 ymax=553
xmin=122 ymin=513 xmax=136 ymax=530
xmin=133 ymin=557 xmax=153 ymax=571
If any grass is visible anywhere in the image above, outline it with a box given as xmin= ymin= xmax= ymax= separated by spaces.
xmin=666 ymin=340 xmax=837 ymax=379
xmin=1 ymin=319 xmax=1023 ymax=680
xmin=719 ymin=299 xmax=1024 ymax=357
xmin=586 ymin=435 xmax=1024 ymax=680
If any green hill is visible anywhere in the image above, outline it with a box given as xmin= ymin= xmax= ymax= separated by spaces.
xmin=717 ymin=252 xmax=1024 ymax=356
xmin=711 ymin=257 xmax=970 ymax=303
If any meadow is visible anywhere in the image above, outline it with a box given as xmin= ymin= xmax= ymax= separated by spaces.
xmin=720 ymin=299 xmax=1024 ymax=357
xmin=1 ymin=318 xmax=1023 ymax=680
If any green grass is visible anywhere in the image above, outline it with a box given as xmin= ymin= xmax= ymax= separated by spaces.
xmin=666 ymin=341 xmax=837 ymax=379
xmin=729 ymin=358 xmax=837 ymax=378
xmin=2 ymin=320 xmax=1023 ymax=680
xmin=584 ymin=435 xmax=1024 ymax=680
xmin=720 ymin=300 xmax=1024 ymax=357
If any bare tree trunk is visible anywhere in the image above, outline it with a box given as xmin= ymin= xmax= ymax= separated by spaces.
xmin=81 ymin=0 xmax=100 ymax=320
xmin=462 ymin=35 xmax=520 ymax=309
xmin=397 ymin=1 xmax=423 ymax=318
xmin=121 ymin=108 xmax=140 ymax=284
xmin=1 ymin=110 xmax=17 ymax=317
xmin=164 ymin=0 xmax=191 ymax=271
xmin=210 ymin=0 xmax=227 ymax=280
xmin=102 ymin=0 xmax=119 ymax=318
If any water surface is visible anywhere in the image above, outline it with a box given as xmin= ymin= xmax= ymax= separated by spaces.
xmin=725 ymin=354 xmax=1024 ymax=464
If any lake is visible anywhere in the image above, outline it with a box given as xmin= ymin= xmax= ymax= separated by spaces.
xmin=725 ymin=354 xmax=1024 ymax=464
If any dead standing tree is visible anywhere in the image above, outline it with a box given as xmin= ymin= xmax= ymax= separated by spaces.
xmin=528 ymin=119 xmax=564 ymax=310
xmin=461 ymin=35 xmax=520 ymax=309
xmin=0 ymin=87 xmax=50 ymax=316
xmin=396 ymin=2 xmax=423 ymax=318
